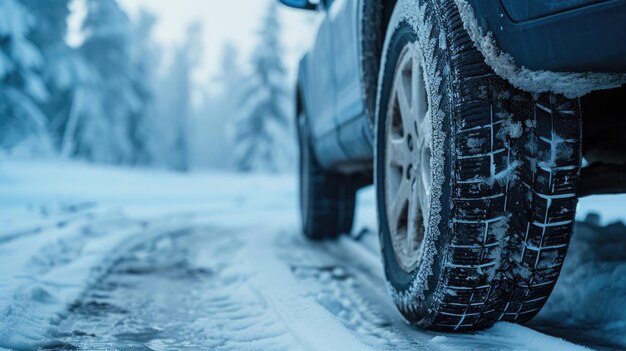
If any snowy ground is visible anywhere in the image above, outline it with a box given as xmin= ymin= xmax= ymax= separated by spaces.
xmin=0 ymin=160 xmax=625 ymax=351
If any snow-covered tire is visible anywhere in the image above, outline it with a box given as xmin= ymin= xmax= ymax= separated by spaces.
xmin=374 ymin=0 xmax=582 ymax=331
xmin=298 ymin=112 xmax=357 ymax=240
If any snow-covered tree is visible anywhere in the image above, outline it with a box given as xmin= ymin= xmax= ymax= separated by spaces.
xmin=0 ymin=0 xmax=200 ymax=170
xmin=191 ymin=43 xmax=243 ymax=170
xmin=128 ymin=8 xmax=161 ymax=166
xmin=217 ymin=43 xmax=244 ymax=92
xmin=60 ymin=0 xmax=127 ymax=162
xmin=71 ymin=0 xmax=154 ymax=165
xmin=0 ymin=0 xmax=51 ymax=154
xmin=156 ymin=22 xmax=203 ymax=171
xmin=23 ymin=0 xmax=91 ymax=152
xmin=231 ymin=3 xmax=293 ymax=173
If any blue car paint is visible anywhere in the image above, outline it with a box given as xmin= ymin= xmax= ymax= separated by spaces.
xmin=295 ymin=0 xmax=625 ymax=173
xmin=467 ymin=0 xmax=626 ymax=72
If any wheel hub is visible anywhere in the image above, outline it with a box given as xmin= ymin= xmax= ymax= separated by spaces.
xmin=384 ymin=43 xmax=432 ymax=273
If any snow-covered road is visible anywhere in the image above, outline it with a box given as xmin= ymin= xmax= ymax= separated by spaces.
xmin=0 ymin=160 xmax=624 ymax=350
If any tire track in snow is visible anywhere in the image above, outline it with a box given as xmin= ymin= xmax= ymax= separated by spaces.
xmin=52 ymin=227 xmax=363 ymax=351
xmin=47 ymin=222 xmax=592 ymax=351
xmin=0 ymin=202 xmax=102 ymax=245
xmin=275 ymin=230 xmax=473 ymax=351
xmin=0 ymin=206 xmax=194 ymax=350
xmin=274 ymin=228 xmax=592 ymax=351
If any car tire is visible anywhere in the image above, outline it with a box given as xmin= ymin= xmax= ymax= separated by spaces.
xmin=374 ymin=0 xmax=582 ymax=331
xmin=298 ymin=112 xmax=357 ymax=240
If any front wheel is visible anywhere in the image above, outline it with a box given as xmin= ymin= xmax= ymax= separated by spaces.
xmin=375 ymin=0 xmax=582 ymax=331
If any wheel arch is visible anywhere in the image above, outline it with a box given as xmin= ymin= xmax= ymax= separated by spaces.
xmin=381 ymin=0 xmax=399 ymax=32
xmin=295 ymin=55 xmax=311 ymax=130
xmin=296 ymin=82 xmax=305 ymax=119
xmin=360 ymin=0 xmax=398 ymax=122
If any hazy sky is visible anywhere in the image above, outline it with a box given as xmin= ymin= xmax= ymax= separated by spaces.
xmin=115 ymin=0 xmax=318 ymax=85
xmin=67 ymin=0 xmax=317 ymax=88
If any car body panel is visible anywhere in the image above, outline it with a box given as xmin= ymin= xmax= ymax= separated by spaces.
xmin=298 ymin=54 xmax=349 ymax=168
xmin=338 ymin=115 xmax=374 ymax=163
xmin=296 ymin=0 xmax=625 ymax=172
xmin=298 ymin=0 xmax=374 ymax=169
xmin=500 ymin=0 xmax=611 ymax=22
xmin=468 ymin=0 xmax=626 ymax=72
xmin=330 ymin=0 xmax=366 ymax=127
xmin=304 ymin=18 xmax=337 ymax=139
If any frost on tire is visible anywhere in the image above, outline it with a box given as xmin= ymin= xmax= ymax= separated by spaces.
xmin=374 ymin=0 xmax=582 ymax=331
xmin=500 ymin=94 xmax=582 ymax=322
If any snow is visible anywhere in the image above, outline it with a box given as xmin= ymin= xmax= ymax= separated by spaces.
xmin=230 ymin=2 xmax=294 ymax=173
xmin=431 ymin=322 xmax=593 ymax=351
xmin=0 ymin=159 xmax=295 ymax=218
xmin=0 ymin=0 xmax=52 ymax=155
xmin=489 ymin=160 xmax=521 ymax=186
xmin=0 ymin=0 xmax=31 ymax=39
xmin=533 ymin=219 xmax=626 ymax=349
xmin=499 ymin=117 xmax=523 ymax=139
xmin=0 ymin=0 xmax=624 ymax=348
xmin=0 ymin=160 xmax=296 ymax=349
xmin=577 ymin=195 xmax=626 ymax=225
xmin=0 ymin=159 xmax=624 ymax=350
xmin=454 ymin=0 xmax=626 ymax=98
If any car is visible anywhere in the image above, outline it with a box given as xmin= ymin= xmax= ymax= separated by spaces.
xmin=279 ymin=0 xmax=626 ymax=331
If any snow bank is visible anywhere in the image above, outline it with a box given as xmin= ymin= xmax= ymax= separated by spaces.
xmin=0 ymin=159 xmax=296 ymax=218
xmin=536 ymin=217 xmax=626 ymax=348
xmin=0 ymin=160 xmax=296 ymax=350
xmin=577 ymin=194 xmax=626 ymax=225
xmin=454 ymin=0 xmax=626 ymax=98
xmin=431 ymin=322 xmax=592 ymax=351
xmin=0 ymin=159 xmax=622 ymax=350
xmin=0 ymin=216 xmax=188 ymax=350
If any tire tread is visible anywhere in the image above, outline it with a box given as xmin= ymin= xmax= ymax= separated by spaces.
xmin=382 ymin=0 xmax=582 ymax=331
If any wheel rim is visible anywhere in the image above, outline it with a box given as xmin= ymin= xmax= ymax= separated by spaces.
xmin=384 ymin=43 xmax=432 ymax=273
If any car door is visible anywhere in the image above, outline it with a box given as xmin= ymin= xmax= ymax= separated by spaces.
xmin=302 ymin=1 xmax=352 ymax=167
xmin=304 ymin=7 xmax=337 ymax=141
xmin=328 ymin=0 xmax=364 ymax=126
xmin=328 ymin=0 xmax=374 ymax=162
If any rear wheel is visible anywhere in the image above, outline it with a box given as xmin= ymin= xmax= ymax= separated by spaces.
xmin=298 ymin=112 xmax=357 ymax=240
xmin=375 ymin=0 xmax=582 ymax=331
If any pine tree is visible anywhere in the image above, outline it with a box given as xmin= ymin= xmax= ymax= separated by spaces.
xmin=156 ymin=22 xmax=203 ymax=171
xmin=232 ymin=3 xmax=293 ymax=173
xmin=128 ymin=9 xmax=161 ymax=165
xmin=0 ymin=0 xmax=50 ymax=153
xmin=218 ymin=43 xmax=243 ymax=93
xmin=193 ymin=42 xmax=243 ymax=170
xmin=23 ymin=0 xmax=91 ymax=152
xmin=74 ymin=0 xmax=148 ymax=164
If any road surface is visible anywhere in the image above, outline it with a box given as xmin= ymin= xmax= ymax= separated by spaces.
xmin=0 ymin=160 xmax=624 ymax=350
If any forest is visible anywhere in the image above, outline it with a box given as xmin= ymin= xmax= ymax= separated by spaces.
xmin=0 ymin=0 xmax=294 ymax=172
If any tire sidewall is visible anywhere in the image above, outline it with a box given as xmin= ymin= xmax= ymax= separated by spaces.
xmin=375 ymin=5 xmax=454 ymax=323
